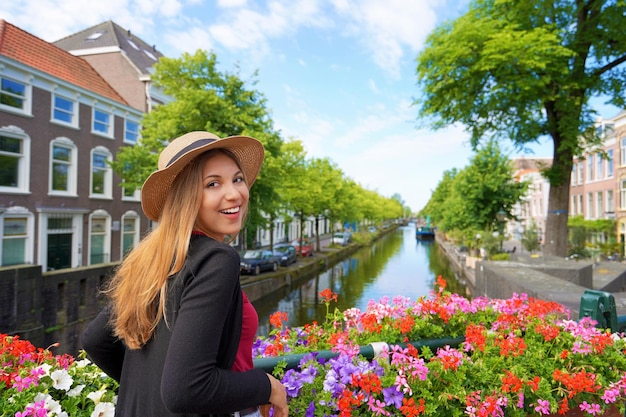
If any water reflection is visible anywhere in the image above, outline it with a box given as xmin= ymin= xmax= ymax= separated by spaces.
xmin=253 ymin=224 xmax=461 ymax=337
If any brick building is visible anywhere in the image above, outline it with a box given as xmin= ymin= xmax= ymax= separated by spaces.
xmin=0 ymin=20 xmax=148 ymax=270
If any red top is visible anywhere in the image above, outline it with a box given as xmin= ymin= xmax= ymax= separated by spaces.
xmin=232 ymin=291 xmax=258 ymax=372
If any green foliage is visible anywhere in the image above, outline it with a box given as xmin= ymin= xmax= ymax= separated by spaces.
xmin=567 ymin=215 xmax=618 ymax=258
xmin=490 ymin=252 xmax=510 ymax=261
xmin=421 ymin=140 xmax=527 ymax=240
xmin=521 ymin=220 xmax=541 ymax=253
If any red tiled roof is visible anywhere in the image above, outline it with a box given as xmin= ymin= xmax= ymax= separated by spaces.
xmin=0 ymin=20 xmax=128 ymax=105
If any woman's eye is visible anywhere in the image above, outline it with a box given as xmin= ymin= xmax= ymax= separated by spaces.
xmin=234 ymin=176 xmax=245 ymax=184
xmin=206 ymin=181 xmax=218 ymax=188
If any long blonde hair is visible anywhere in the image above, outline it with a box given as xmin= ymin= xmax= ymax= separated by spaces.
xmin=106 ymin=149 xmax=246 ymax=349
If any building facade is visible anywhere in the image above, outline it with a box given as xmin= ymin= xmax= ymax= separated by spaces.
xmin=0 ymin=20 xmax=147 ymax=270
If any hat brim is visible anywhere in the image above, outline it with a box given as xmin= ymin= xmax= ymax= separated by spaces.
xmin=141 ymin=132 xmax=264 ymax=222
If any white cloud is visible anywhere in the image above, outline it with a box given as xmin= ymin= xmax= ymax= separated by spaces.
xmin=331 ymin=0 xmax=438 ymax=77
xmin=368 ymin=79 xmax=379 ymax=94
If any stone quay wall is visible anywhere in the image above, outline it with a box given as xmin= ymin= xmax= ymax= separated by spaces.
xmin=436 ymin=234 xmax=626 ymax=317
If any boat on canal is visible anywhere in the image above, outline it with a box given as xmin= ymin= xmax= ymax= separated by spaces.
xmin=416 ymin=216 xmax=435 ymax=240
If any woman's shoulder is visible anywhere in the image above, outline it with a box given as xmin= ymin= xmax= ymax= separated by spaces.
xmin=188 ymin=234 xmax=240 ymax=261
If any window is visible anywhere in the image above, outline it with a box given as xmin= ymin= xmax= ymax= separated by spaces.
xmin=121 ymin=212 xmax=140 ymax=258
xmin=596 ymin=153 xmax=603 ymax=180
xmin=93 ymin=108 xmax=113 ymax=136
xmin=52 ymin=94 xmax=76 ymax=126
xmin=596 ymin=192 xmax=603 ymax=219
xmin=587 ymin=192 xmax=593 ymax=218
xmin=0 ymin=76 xmax=27 ymax=112
xmin=587 ymin=156 xmax=594 ymax=182
xmin=578 ymin=162 xmax=584 ymax=184
xmin=89 ymin=212 xmax=110 ymax=265
xmin=622 ymin=138 xmax=626 ymax=166
xmin=49 ymin=138 xmax=77 ymax=195
xmin=608 ymin=149 xmax=614 ymax=177
xmin=571 ymin=164 xmax=577 ymax=186
xmin=90 ymin=147 xmax=112 ymax=198
xmin=1 ymin=209 xmax=33 ymax=266
xmin=571 ymin=195 xmax=577 ymax=216
xmin=0 ymin=127 xmax=30 ymax=193
xmin=621 ymin=180 xmax=626 ymax=210
xmin=124 ymin=119 xmax=139 ymax=144
xmin=607 ymin=190 xmax=614 ymax=213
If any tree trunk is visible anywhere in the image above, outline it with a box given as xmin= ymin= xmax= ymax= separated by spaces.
xmin=544 ymin=181 xmax=570 ymax=257
xmin=543 ymin=128 xmax=574 ymax=258
xmin=315 ymin=216 xmax=320 ymax=252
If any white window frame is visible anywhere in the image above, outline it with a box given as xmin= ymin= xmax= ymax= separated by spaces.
xmin=89 ymin=210 xmax=111 ymax=265
xmin=121 ymin=211 xmax=140 ymax=258
xmin=587 ymin=192 xmax=593 ymax=219
xmin=1 ymin=207 xmax=34 ymax=267
xmin=596 ymin=153 xmax=603 ymax=180
xmin=0 ymin=74 xmax=31 ymax=115
xmin=49 ymin=137 xmax=77 ymax=196
xmin=621 ymin=180 xmax=626 ymax=210
xmin=596 ymin=191 xmax=603 ymax=219
xmin=607 ymin=190 xmax=614 ymax=213
xmin=124 ymin=118 xmax=140 ymax=144
xmin=571 ymin=164 xmax=577 ymax=186
xmin=587 ymin=155 xmax=593 ymax=182
xmin=622 ymin=138 xmax=626 ymax=166
xmin=577 ymin=162 xmax=584 ymax=184
xmin=0 ymin=125 xmax=30 ymax=194
xmin=90 ymin=146 xmax=113 ymax=199
xmin=92 ymin=106 xmax=114 ymax=138
xmin=51 ymin=92 xmax=78 ymax=127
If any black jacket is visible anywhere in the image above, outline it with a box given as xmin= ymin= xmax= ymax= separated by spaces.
xmin=81 ymin=234 xmax=271 ymax=416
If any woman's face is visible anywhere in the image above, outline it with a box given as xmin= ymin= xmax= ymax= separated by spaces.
xmin=195 ymin=152 xmax=249 ymax=241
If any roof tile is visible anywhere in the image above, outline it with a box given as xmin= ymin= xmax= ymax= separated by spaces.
xmin=0 ymin=19 xmax=128 ymax=105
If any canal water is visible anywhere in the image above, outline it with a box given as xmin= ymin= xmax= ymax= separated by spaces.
xmin=253 ymin=223 xmax=463 ymax=337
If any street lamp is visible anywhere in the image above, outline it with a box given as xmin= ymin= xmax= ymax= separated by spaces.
xmin=496 ymin=209 xmax=507 ymax=252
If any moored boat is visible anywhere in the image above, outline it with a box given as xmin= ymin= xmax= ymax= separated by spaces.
xmin=415 ymin=225 xmax=435 ymax=240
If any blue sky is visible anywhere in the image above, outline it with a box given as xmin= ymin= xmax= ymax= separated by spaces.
xmin=3 ymin=0 xmax=621 ymax=212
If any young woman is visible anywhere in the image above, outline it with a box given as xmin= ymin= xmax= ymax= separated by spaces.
xmin=81 ymin=131 xmax=288 ymax=417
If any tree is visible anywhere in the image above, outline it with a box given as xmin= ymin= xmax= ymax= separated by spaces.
xmin=415 ymin=0 xmax=626 ymax=256
xmin=428 ymin=141 xmax=528 ymax=238
xmin=110 ymin=50 xmax=284 ymax=240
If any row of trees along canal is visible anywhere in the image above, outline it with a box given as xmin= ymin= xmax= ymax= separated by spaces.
xmin=108 ymin=50 xmax=410 ymax=248
xmin=253 ymin=224 xmax=464 ymax=338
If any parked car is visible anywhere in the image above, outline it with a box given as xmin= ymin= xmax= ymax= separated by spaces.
xmin=273 ymin=244 xmax=298 ymax=266
xmin=291 ymin=239 xmax=314 ymax=257
xmin=332 ymin=232 xmax=350 ymax=246
xmin=240 ymin=249 xmax=279 ymax=275
xmin=368 ymin=226 xmax=377 ymax=233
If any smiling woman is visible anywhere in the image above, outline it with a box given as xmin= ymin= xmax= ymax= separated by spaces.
xmin=80 ymin=131 xmax=289 ymax=417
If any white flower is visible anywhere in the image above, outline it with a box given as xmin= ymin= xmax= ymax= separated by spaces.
xmin=67 ymin=384 xmax=85 ymax=397
xmin=75 ymin=358 xmax=91 ymax=368
xmin=36 ymin=363 xmax=52 ymax=376
xmin=51 ymin=369 xmax=73 ymax=391
xmin=87 ymin=389 xmax=106 ymax=404
xmin=91 ymin=401 xmax=115 ymax=417
xmin=34 ymin=392 xmax=62 ymax=415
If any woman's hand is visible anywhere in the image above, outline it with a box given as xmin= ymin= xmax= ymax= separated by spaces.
xmin=266 ymin=373 xmax=288 ymax=417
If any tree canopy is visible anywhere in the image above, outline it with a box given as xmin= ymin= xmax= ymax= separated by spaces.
xmin=415 ymin=0 xmax=626 ymax=256
xmin=420 ymin=141 xmax=527 ymax=241
xmin=110 ymin=50 xmax=410 ymax=242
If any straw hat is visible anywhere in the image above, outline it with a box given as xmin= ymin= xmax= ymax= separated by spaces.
xmin=141 ymin=131 xmax=265 ymax=222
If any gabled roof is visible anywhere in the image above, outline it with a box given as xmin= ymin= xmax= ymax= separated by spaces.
xmin=53 ymin=20 xmax=163 ymax=76
xmin=0 ymin=20 xmax=128 ymax=105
